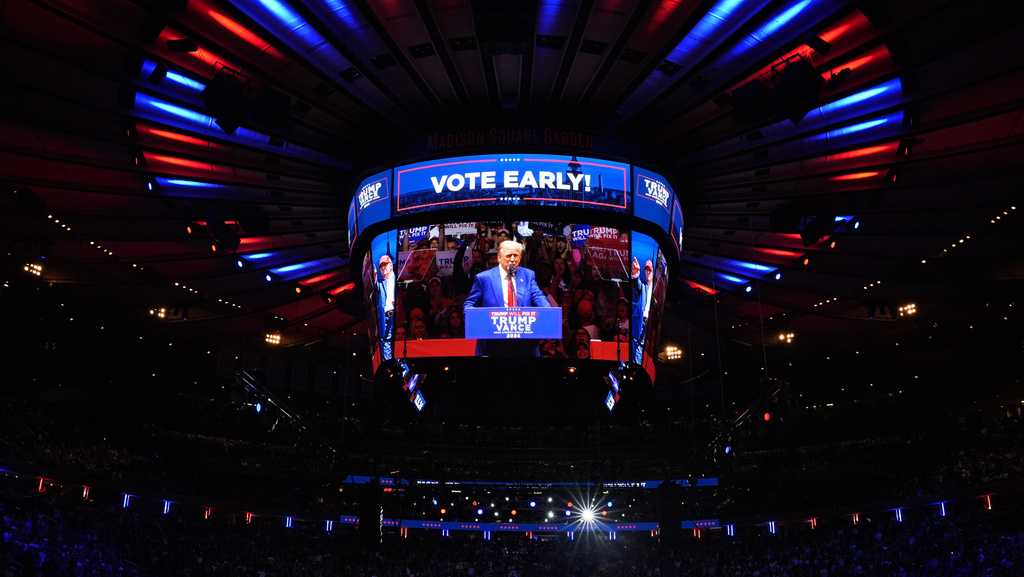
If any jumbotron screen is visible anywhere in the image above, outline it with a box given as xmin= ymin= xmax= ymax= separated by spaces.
xmin=351 ymin=152 xmax=680 ymax=375
xmin=362 ymin=222 xmax=668 ymax=366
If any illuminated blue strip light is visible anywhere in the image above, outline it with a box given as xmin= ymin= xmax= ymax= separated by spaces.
xmin=816 ymin=79 xmax=902 ymax=118
xmin=242 ymin=252 xmax=276 ymax=261
xmin=234 ymin=0 xmax=353 ymax=78
xmin=270 ymin=256 xmax=346 ymax=281
xmin=135 ymin=92 xmax=216 ymax=127
xmin=166 ymin=71 xmax=206 ymax=92
xmin=155 ymin=177 xmax=224 ymax=189
xmin=715 ymin=257 xmax=778 ymax=278
xmin=716 ymin=80 xmax=903 ymax=156
xmin=305 ymin=0 xmax=374 ymax=49
xmin=133 ymin=93 xmax=336 ymax=165
xmin=619 ymin=0 xmax=769 ymax=117
xmin=718 ymin=273 xmax=748 ymax=284
xmin=808 ymin=111 xmax=905 ymax=145
xmin=666 ymin=0 xmax=765 ymax=67
xmin=536 ymin=0 xmax=568 ymax=35
xmin=139 ymin=58 xmax=207 ymax=93
xmin=718 ymin=0 xmax=815 ymax=65
xmin=135 ymin=92 xmax=266 ymax=139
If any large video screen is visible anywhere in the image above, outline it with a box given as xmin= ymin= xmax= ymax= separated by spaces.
xmin=365 ymin=221 xmax=643 ymax=362
xmin=394 ymin=154 xmax=630 ymax=214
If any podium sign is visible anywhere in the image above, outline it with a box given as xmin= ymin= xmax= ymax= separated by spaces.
xmin=465 ymin=307 xmax=562 ymax=340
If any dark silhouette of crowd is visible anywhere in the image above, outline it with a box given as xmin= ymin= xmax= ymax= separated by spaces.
xmin=2 ymin=486 xmax=1023 ymax=577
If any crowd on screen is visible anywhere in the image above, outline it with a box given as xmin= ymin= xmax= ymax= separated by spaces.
xmin=2 ymin=487 xmax=1023 ymax=577
xmin=391 ymin=222 xmax=631 ymax=359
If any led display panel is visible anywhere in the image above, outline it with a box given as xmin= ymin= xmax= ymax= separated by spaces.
xmin=394 ymin=154 xmax=630 ymax=214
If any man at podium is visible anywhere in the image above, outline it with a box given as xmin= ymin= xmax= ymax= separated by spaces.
xmin=464 ymin=240 xmax=552 ymax=356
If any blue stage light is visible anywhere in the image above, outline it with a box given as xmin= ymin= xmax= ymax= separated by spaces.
xmin=155 ymin=178 xmax=224 ymax=188
xmin=165 ymin=71 xmax=206 ymax=92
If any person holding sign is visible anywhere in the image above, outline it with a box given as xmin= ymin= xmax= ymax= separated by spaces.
xmin=464 ymin=240 xmax=552 ymax=356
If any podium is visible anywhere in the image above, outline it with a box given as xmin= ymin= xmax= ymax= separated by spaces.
xmin=464 ymin=307 xmax=563 ymax=340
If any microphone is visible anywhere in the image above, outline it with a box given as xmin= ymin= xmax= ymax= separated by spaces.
xmin=508 ymin=263 xmax=518 ymax=277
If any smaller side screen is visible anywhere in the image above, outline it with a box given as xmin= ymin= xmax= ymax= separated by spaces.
xmin=355 ymin=169 xmax=391 ymax=234
xmin=633 ymin=168 xmax=673 ymax=234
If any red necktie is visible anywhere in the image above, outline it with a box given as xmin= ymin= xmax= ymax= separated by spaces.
xmin=507 ymin=273 xmax=517 ymax=307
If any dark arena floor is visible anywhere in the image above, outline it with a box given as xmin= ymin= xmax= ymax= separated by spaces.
xmin=2 ymin=0 xmax=1023 ymax=575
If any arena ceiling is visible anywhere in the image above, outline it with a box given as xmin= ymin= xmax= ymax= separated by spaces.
xmin=2 ymin=0 xmax=1022 ymax=356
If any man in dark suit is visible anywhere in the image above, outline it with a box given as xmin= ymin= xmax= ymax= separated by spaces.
xmin=630 ymin=257 xmax=653 ymax=365
xmin=373 ymin=254 xmax=396 ymax=361
xmin=464 ymin=240 xmax=551 ymax=356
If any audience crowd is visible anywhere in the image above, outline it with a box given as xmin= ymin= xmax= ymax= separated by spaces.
xmin=2 ymin=488 xmax=1022 ymax=577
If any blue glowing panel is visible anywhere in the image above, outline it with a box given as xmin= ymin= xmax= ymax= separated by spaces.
xmin=816 ymin=78 xmax=901 ymax=118
xmin=355 ymin=169 xmax=391 ymax=234
xmin=165 ymin=71 xmax=206 ymax=92
xmin=665 ymin=0 xmax=758 ymax=65
xmin=347 ymin=196 xmax=358 ymax=250
xmin=633 ymin=168 xmax=673 ymax=234
xmin=720 ymin=0 xmax=813 ymax=63
xmin=135 ymin=93 xmax=215 ymax=126
xmin=718 ymin=273 xmax=747 ymax=284
xmin=242 ymin=252 xmax=275 ymax=261
xmin=155 ymin=177 xmax=224 ymax=188
xmin=394 ymin=154 xmax=629 ymax=215
xmin=536 ymin=0 xmax=566 ymax=35
xmin=810 ymin=111 xmax=904 ymax=144
xmin=270 ymin=256 xmax=345 ymax=281
xmin=670 ymin=197 xmax=684 ymax=253
xmin=719 ymin=258 xmax=777 ymax=278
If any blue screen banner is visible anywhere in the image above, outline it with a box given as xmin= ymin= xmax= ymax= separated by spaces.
xmin=465 ymin=307 xmax=563 ymax=340
xmin=347 ymin=197 xmax=358 ymax=249
xmin=395 ymin=154 xmax=630 ymax=214
xmin=671 ymin=197 xmax=684 ymax=253
xmin=633 ymin=168 xmax=673 ymax=233
xmin=356 ymin=169 xmax=391 ymax=232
